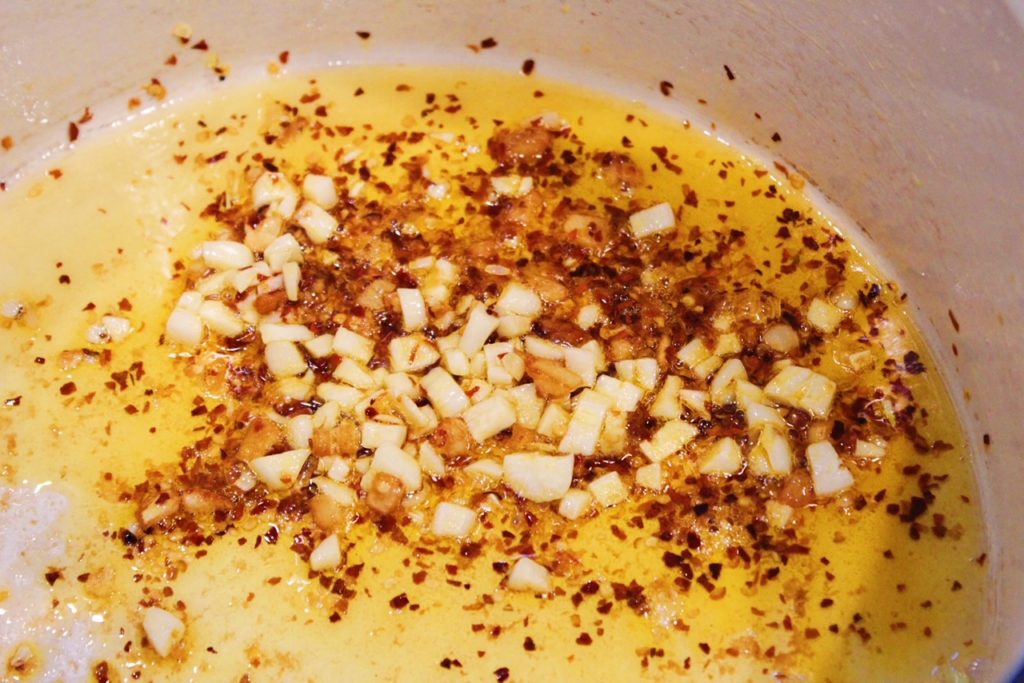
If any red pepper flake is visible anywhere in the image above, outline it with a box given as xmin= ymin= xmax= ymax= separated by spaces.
xmin=480 ymin=37 xmax=498 ymax=49
xmin=118 ymin=297 xmax=133 ymax=312
xmin=94 ymin=661 xmax=110 ymax=683
xmin=723 ymin=64 xmax=736 ymax=80
xmin=124 ymin=404 xmax=139 ymax=415
xmin=354 ymin=87 xmax=365 ymax=97
xmin=523 ymin=636 xmax=536 ymax=651
xmin=49 ymin=168 xmax=64 ymax=179
xmin=698 ymin=642 xmax=711 ymax=655
xmin=805 ymin=627 xmax=820 ymax=639
xmin=60 ymin=382 xmax=77 ymax=396
xmin=44 ymin=569 xmax=63 ymax=585
xmin=68 ymin=122 xmax=80 ymax=143
xmin=412 ymin=570 xmax=427 ymax=584
xmin=4 ymin=396 xmax=21 ymax=407
xmin=1 ymin=135 xmax=13 ymax=150
xmin=165 ymin=54 xmax=178 ymax=66
xmin=575 ymin=632 xmax=593 ymax=645
xmin=279 ymin=50 xmax=290 ymax=64
xmin=191 ymin=39 xmax=209 ymax=51
xmin=493 ymin=666 xmax=510 ymax=682
xmin=983 ymin=433 xmax=991 ymax=447
xmin=206 ymin=151 xmax=228 ymax=164
xmin=771 ymin=132 xmax=782 ymax=142
xmin=77 ymin=572 xmax=91 ymax=582
xmin=389 ymin=593 xmax=410 ymax=609
xmin=947 ymin=309 xmax=960 ymax=332
xmin=659 ymin=80 xmax=674 ymax=96
xmin=521 ymin=59 xmax=535 ymax=76
xmin=356 ymin=31 xmax=371 ymax=40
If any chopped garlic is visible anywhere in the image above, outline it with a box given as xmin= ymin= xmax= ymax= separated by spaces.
xmin=316 ymin=382 xmax=363 ymax=409
xmin=508 ymin=383 xmax=544 ymax=429
xmin=634 ymin=462 xmax=663 ymax=491
xmin=615 ymin=357 xmax=660 ymax=391
xmin=389 ymin=334 xmax=440 ymax=373
xmin=575 ymin=303 xmax=601 ymax=330
xmin=313 ymin=477 xmax=357 ymax=506
xmin=442 ymin=348 xmax=471 ymax=376
xmin=464 ymin=458 xmax=503 ymax=482
xmin=699 ymin=437 xmax=744 ymax=475
xmin=287 ymin=414 xmax=313 ymax=449
xmin=650 ymin=375 xmax=684 ymax=419
xmin=495 ymin=282 xmax=542 ymax=318
xmin=201 ymin=240 xmax=254 ymax=271
xmin=252 ymin=171 xmax=299 ymax=218
xmin=397 ymin=288 xmax=428 ymax=331
xmin=294 ymin=201 xmax=338 ymax=244
xmin=490 ymin=175 xmax=534 ymax=197
xmin=588 ymin=471 xmax=627 ymax=507
xmin=766 ymin=500 xmax=794 ymax=529
xmin=709 ymin=358 xmax=748 ymax=406
xmin=679 ymin=389 xmax=711 ymax=418
xmin=309 ymin=534 xmax=342 ymax=571
xmin=497 ymin=314 xmax=532 ymax=339
xmin=302 ymin=173 xmax=338 ymax=209
xmin=807 ymin=297 xmax=845 ymax=334
xmin=421 ymin=367 xmax=470 ymax=418
xmin=463 ymin=394 xmax=517 ymax=442
xmin=639 ymin=419 xmax=698 ymax=463
xmin=282 ymin=261 xmax=300 ymax=301
xmin=260 ymin=322 xmax=315 ymax=343
xmin=806 ymin=440 xmax=854 ymax=497
xmin=854 ymin=438 xmax=887 ymax=459
xmin=431 ymin=502 xmax=477 ymax=538
xmin=361 ymin=420 xmax=407 ymax=449
xmin=459 ymin=304 xmax=500 ymax=356
xmin=366 ymin=443 xmax=422 ymax=492
xmin=249 ymin=448 xmax=311 ymax=490
xmin=714 ymin=332 xmax=742 ymax=357
xmin=507 ymin=557 xmax=552 ymax=592
xmin=628 ymin=202 xmax=676 ymax=238
xmin=747 ymin=427 xmax=793 ymax=476
xmin=142 ymin=607 xmax=185 ymax=657
xmin=264 ymin=340 xmax=308 ymax=377
xmin=166 ymin=307 xmax=204 ymax=346
xmin=745 ymin=402 xmax=787 ymax=433
xmin=333 ymin=357 xmax=378 ymax=389
xmin=199 ymin=301 xmax=243 ymax=337
xmin=594 ymin=374 xmax=643 ymax=412
xmin=558 ymin=488 xmax=593 ymax=520
xmin=763 ymin=365 xmax=837 ymax=418
xmin=303 ymin=334 xmax=334 ymax=358
xmin=264 ymin=233 xmax=303 ymax=272
xmin=524 ymin=335 xmax=564 ymax=360
xmin=676 ymin=338 xmax=712 ymax=368
xmin=418 ymin=442 xmax=445 ymax=478
xmin=332 ymin=326 xmax=375 ymax=364
xmin=558 ymin=389 xmax=613 ymax=455
xmin=563 ymin=344 xmax=601 ymax=388
xmin=536 ymin=402 xmax=571 ymax=440
xmin=503 ymin=452 xmax=574 ymax=503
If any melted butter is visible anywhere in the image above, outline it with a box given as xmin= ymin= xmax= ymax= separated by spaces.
xmin=0 ymin=67 xmax=987 ymax=682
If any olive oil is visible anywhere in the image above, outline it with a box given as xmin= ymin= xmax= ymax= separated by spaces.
xmin=0 ymin=67 xmax=986 ymax=682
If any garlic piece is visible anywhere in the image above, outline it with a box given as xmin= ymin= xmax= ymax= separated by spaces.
xmin=502 ymin=453 xmax=574 ymax=503
xmin=142 ymin=607 xmax=185 ymax=657
xmin=507 ymin=557 xmax=552 ymax=592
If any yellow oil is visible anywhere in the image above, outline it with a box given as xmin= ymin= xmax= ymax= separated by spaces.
xmin=0 ymin=67 xmax=986 ymax=682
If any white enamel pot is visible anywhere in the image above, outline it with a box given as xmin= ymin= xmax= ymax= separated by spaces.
xmin=1 ymin=1 xmax=1022 ymax=679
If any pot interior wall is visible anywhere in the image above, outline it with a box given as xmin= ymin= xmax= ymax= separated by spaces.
xmin=2 ymin=0 xmax=1022 ymax=678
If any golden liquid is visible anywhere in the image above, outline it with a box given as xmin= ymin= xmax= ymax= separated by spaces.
xmin=0 ymin=67 xmax=987 ymax=682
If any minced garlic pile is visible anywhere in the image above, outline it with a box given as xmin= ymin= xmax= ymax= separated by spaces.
xmin=130 ymin=109 xmax=914 ymax=657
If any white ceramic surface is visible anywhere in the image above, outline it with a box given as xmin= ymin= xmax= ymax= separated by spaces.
xmin=1 ymin=1 xmax=1022 ymax=678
